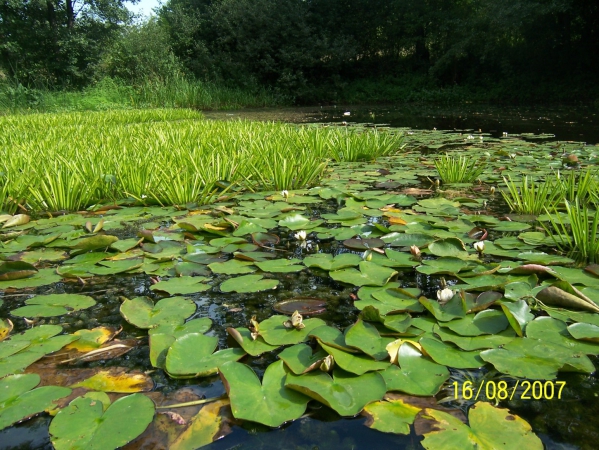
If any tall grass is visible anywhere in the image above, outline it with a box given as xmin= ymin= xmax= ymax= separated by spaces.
xmin=555 ymin=168 xmax=599 ymax=204
xmin=502 ymin=175 xmax=563 ymax=215
xmin=434 ymin=154 xmax=486 ymax=183
xmin=0 ymin=109 xmax=405 ymax=212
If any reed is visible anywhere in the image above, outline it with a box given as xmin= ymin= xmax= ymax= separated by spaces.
xmin=434 ymin=154 xmax=486 ymax=183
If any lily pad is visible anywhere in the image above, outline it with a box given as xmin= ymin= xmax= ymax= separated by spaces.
xmin=49 ymin=393 xmax=155 ymax=450
xmin=226 ymin=327 xmax=280 ymax=357
xmin=149 ymin=318 xmax=213 ymax=368
xmin=285 ymin=369 xmax=386 ymax=416
xmin=344 ymin=319 xmax=393 ymax=360
xmin=219 ymin=274 xmax=279 ymax=293
xmin=258 ymin=315 xmax=326 ymax=346
xmin=150 ymin=276 xmax=211 ymax=295
xmin=433 ymin=325 xmax=516 ymax=351
xmin=330 ymin=261 xmax=398 ymax=287
xmin=303 ymin=253 xmax=362 ymax=271
xmin=278 ymin=344 xmax=329 ymax=374
xmin=11 ymin=294 xmax=96 ymax=318
xmin=320 ymin=342 xmax=390 ymax=375
xmin=363 ymin=398 xmax=421 ymax=435
xmin=443 ymin=310 xmax=509 ymax=337
xmin=208 ymin=259 xmax=257 ymax=275
xmin=120 ymin=296 xmax=196 ymax=329
xmin=255 ymin=258 xmax=304 ymax=273
xmin=70 ymin=369 xmax=154 ymax=393
xmin=220 ymin=360 xmax=310 ymax=427
xmin=0 ymin=261 xmax=37 ymax=281
xmin=427 ymin=238 xmax=470 ymax=259
xmin=501 ymin=300 xmax=534 ymax=336
xmin=419 ymin=337 xmax=484 ymax=369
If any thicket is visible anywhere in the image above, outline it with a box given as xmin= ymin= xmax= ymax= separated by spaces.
xmin=1 ymin=0 xmax=598 ymax=108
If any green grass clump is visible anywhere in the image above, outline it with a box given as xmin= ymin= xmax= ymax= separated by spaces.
xmin=544 ymin=198 xmax=599 ymax=263
xmin=434 ymin=154 xmax=486 ymax=184
xmin=556 ymin=168 xmax=599 ymax=204
xmin=0 ymin=109 xmax=404 ymax=212
xmin=502 ymin=175 xmax=563 ymax=215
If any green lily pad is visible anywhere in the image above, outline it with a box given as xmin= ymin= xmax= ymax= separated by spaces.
xmin=10 ymin=294 xmax=96 ymax=318
xmin=150 ymin=276 xmax=211 ymax=295
xmin=303 ymin=253 xmax=362 ymax=271
xmin=219 ymin=274 xmax=279 ymax=293
xmin=381 ymin=232 xmax=434 ymax=248
xmin=421 ymin=402 xmax=542 ymax=450
xmin=344 ymin=319 xmax=393 ymax=360
xmin=70 ymin=235 xmax=119 ymax=253
xmin=419 ymin=295 xmax=466 ymax=322
xmin=320 ymin=343 xmax=390 ymax=375
xmin=362 ymin=398 xmax=421 ymax=435
xmin=0 ymin=268 xmax=62 ymax=290
xmin=278 ymin=344 xmax=329 ymax=374
xmin=49 ymin=393 xmax=155 ymax=450
xmin=285 ymin=369 xmax=386 ymax=417
xmin=427 ymin=238 xmax=471 ymax=259
xmin=165 ymin=333 xmax=246 ymax=378
xmin=375 ymin=249 xmax=420 ymax=268
xmin=501 ymin=300 xmax=534 ymax=336
xmin=309 ymin=325 xmax=355 ymax=352
xmin=278 ymin=214 xmax=323 ymax=230
xmin=416 ymin=257 xmax=473 ymax=276
xmin=433 ymin=325 xmax=516 ymax=351
xmin=330 ymin=261 xmax=398 ymax=287
xmin=442 ymin=310 xmax=509 ymax=336
xmin=226 ymin=327 xmax=280 ymax=356
xmin=120 ymin=296 xmax=196 ymax=329
xmin=208 ymin=259 xmax=256 ymax=275
xmin=258 ymin=315 xmax=326 ymax=346
xmin=568 ymin=323 xmax=599 ymax=342
xmin=255 ymin=258 xmax=304 ymax=273
xmin=419 ymin=337 xmax=484 ymax=369
xmin=526 ymin=316 xmax=599 ymax=355
xmin=149 ymin=318 xmax=213 ymax=368
xmin=382 ymin=342 xmax=449 ymax=396
xmin=86 ymin=259 xmax=143 ymax=275
xmin=0 ymin=261 xmax=37 ymax=281
xmin=0 ymin=373 xmax=72 ymax=431
xmin=220 ymin=360 xmax=309 ymax=427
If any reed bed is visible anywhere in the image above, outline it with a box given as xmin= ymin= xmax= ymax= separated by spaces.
xmin=0 ymin=109 xmax=404 ymax=212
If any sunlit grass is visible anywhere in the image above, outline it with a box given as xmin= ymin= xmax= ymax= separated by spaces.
xmin=555 ymin=168 xmax=599 ymax=204
xmin=434 ymin=154 xmax=486 ymax=183
xmin=502 ymin=175 xmax=563 ymax=215
xmin=0 ymin=109 xmax=405 ymax=212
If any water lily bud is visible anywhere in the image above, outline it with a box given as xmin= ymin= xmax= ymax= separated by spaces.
xmin=363 ymin=250 xmax=373 ymax=261
xmin=489 ymin=186 xmax=496 ymax=195
xmin=410 ymin=245 xmax=421 ymax=260
xmin=294 ymin=230 xmax=307 ymax=241
xmin=281 ymin=190 xmax=289 ymax=200
xmin=474 ymin=241 xmax=485 ymax=254
xmin=437 ymin=288 xmax=454 ymax=304
xmin=320 ymin=354 xmax=334 ymax=372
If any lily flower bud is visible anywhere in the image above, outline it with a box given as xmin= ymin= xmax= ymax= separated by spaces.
xmin=437 ymin=288 xmax=454 ymax=304
xmin=474 ymin=241 xmax=485 ymax=254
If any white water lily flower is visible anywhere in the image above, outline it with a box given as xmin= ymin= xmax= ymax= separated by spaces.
xmin=437 ymin=288 xmax=454 ymax=304
xmin=294 ymin=230 xmax=307 ymax=241
xmin=281 ymin=190 xmax=289 ymax=199
xmin=362 ymin=250 xmax=373 ymax=261
xmin=474 ymin=241 xmax=485 ymax=253
xmin=410 ymin=245 xmax=421 ymax=259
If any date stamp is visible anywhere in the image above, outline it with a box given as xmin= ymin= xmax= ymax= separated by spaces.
xmin=452 ymin=380 xmax=566 ymax=401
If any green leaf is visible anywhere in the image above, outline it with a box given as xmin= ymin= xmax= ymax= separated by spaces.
xmin=427 ymin=238 xmax=471 ymax=258
xmin=219 ymin=274 xmax=279 ymax=293
xmin=208 ymin=259 xmax=257 ymax=275
xmin=49 ymin=393 xmax=155 ymax=450
xmin=278 ymin=344 xmax=329 ymax=374
xmin=421 ymin=402 xmax=542 ymax=450
xmin=0 ymin=373 xmax=71 ymax=431
xmin=226 ymin=327 xmax=280 ymax=357
xmin=0 ymin=261 xmax=37 ymax=281
xmin=442 ymin=310 xmax=509 ymax=336
xmin=258 ymin=315 xmax=326 ymax=346
xmin=526 ymin=316 xmax=599 ymax=355
xmin=362 ymin=398 xmax=421 ymax=434
xmin=419 ymin=337 xmax=484 ymax=369
xmin=344 ymin=319 xmax=393 ymax=360
xmin=285 ymin=369 xmax=386 ymax=416
xmin=10 ymin=294 xmax=96 ymax=318
xmin=149 ymin=318 xmax=212 ymax=368
xmin=303 ymin=253 xmax=362 ymax=271
xmin=433 ymin=325 xmax=516 ymax=351
xmin=330 ymin=261 xmax=398 ymax=287
xmin=120 ymin=296 xmax=196 ymax=329
xmin=255 ymin=258 xmax=304 ymax=273
xmin=220 ymin=360 xmax=309 ymax=427
xmin=501 ymin=300 xmax=534 ymax=336
xmin=150 ymin=276 xmax=211 ymax=295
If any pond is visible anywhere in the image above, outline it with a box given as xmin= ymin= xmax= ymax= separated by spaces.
xmin=1 ymin=106 xmax=599 ymax=450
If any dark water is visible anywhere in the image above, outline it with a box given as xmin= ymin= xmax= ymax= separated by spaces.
xmin=203 ymin=103 xmax=599 ymax=145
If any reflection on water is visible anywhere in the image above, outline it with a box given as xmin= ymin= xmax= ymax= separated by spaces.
xmin=203 ymin=104 xmax=599 ymax=145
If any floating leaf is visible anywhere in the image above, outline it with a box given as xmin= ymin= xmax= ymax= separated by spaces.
xmin=342 ymin=238 xmax=385 ymax=250
xmin=421 ymin=402 xmax=542 ymax=450
xmin=70 ymin=369 xmax=154 ymax=393
xmin=150 ymin=276 xmax=211 ymax=295
xmin=433 ymin=325 xmax=516 ymax=351
xmin=0 ymin=261 xmax=38 ymax=281
xmin=320 ymin=343 xmax=390 ymax=375
xmin=50 ymin=393 xmax=155 ymax=450
xmin=150 ymin=318 xmax=213 ymax=368
xmin=330 ymin=261 xmax=398 ymax=287
xmin=219 ymin=274 xmax=279 ymax=293
xmin=226 ymin=327 xmax=280 ymax=357
xmin=303 ymin=253 xmax=362 ymax=271
xmin=442 ymin=310 xmax=509 ymax=337
xmin=344 ymin=319 xmax=393 ymax=360
xmin=258 ymin=315 xmax=326 ymax=346
xmin=208 ymin=259 xmax=256 ymax=275
xmin=278 ymin=344 xmax=328 ymax=374
xmin=363 ymin=398 xmax=421 ymax=435
xmin=427 ymin=238 xmax=470 ymax=259
xmin=0 ymin=373 xmax=71 ymax=431
xmin=419 ymin=338 xmax=484 ymax=369
xmin=568 ymin=323 xmax=599 ymax=342
xmin=526 ymin=316 xmax=599 ymax=355
xmin=11 ymin=294 xmax=96 ymax=318
xmin=120 ymin=296 xmax=196 ymax=329
xmin=220 ymin=360 xmax=309 ymax=427
xmin=64 ymin=327 xmax=119 ymax=352
xmin=285 ymin=369 xmax=386 ymax=417
xmin=501 ymin=300 xmax=534 ymax=336
xmin=255 ymin=258 xmax=304 ymax=273
xmin=169 ymin=399 xmax=230 ymax=450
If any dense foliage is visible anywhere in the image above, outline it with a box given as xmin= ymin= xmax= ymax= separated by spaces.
xmin=1 ymin=0 xmax=598 ymax=104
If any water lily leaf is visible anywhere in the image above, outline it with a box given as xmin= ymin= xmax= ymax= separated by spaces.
xmin=8 ymin=249 xmax=68 ymax=264
xmin=220 ymin=360 xmax=309 ymax=427
xmin=504 ymin=282 xmax=535 ymax=301
xmin=150 ymin=276 xmax=211 ymax=295
xmin=0 ymin=373 xmax=71 ymax=431
xmin=226 ymin=327 xmax=279 ymax=357
xmin=232 ymin=220 xmax=267 ymax=236
xmin=71 ymin=235 xmax=119 ymax=253
xmin=381 ymin=232 xmax=434 ymax=248
xmin=258 ymin=315 xmax=326 ymax=346
xmin=536 ymin=284 xmax=599 ymax=313
xmin=0 ymin=261 xmax=37 ymax=281
xmin=10 ymin=293 xmax=96 ymax=318
xmin=480 ymin=337 xmax=595 ymax=379
xmin=362 ymin=398 xmax=421 ymax=435
xmin=86 ymin=259 xmax=143 ymax=275
xmin=1 ymin=214 xmax=30 ymax=229
xmin=344 ymin=319 xmax=394 ymax=360
xmin=419 ymin=295 xmax=466 ymax=322
xmin=278 ymin=214 xmax=323 ymax=230
xmin=169 ymin=399 xmax=230 ymax=450
xmin=419 ymin=337 xmax=484 ymax=369
xmin=427 ymin=238 xmax=470 ymax=258
xmin=255 ymin=258 xmax=304 ymax=273
xmin=149 ymin=318 xmax=213 ymax=368
xmin=416 ymin=257 xmax=473 ymax=275
xmin=517 ymin=252 xmax=574 ymax=265
xmin=251 ymin=232 xmax=280 ymax=247
xmin=382 ymin=342 xmax=449 ymax=396
xmin=568 ymin=323 xmax=599 ymax=342
xmin=49 ymin=393 xmax=155 ymax=450
xmin=501 ymin=300 xmax=534 ymax=336
xmin=0 ymin=318 xmax=13 ymax=342
xmin=374 ymin=249 xmax=419 ymax=268
xmin=359 ymin=287 xmax=424 ymax=314
xmin=526 ymin=316 xmax=599 ymax=355
xmin=165 ymin=333 xmax=246 ymax=378
xmin=278 ymin=344 xmax=328 ymax=374
xmin=183 ymin=253 xmax=226 ymax=265
xmin=174 ymin=262 xmax=210 ymax=277
xmin=433 ymin=325 xmax=516 ymax=351
xmin=285 ymin=369 xmax=386 ymax=417
xmin=320 ymin=343 xmax=390 ymax=375
xmin=330 ymin=261 xmax=398 ymax=287
xmin=421 ymin=402 xmax=542 ymax=450
xmin=219 ymin=274 xmax=279 ymax=293
xmin=120 ymin=296 xmax=196 ymax=329
xmin=70 ymin=369 xmax=154 ymax=393
xmin=309 ymin=325 xmax=356 ymax=352
xmin=491 ymin=221 xmax=531 ymax=232
xmin=443 ymin=310 xmax=509 ymax=336
xmin=550 ymin=266 xmax=599 ymax=287
xmin=342 ymin=238 xmax=384 ymax=250
xmin=110 ymin=237 xmax=143 ymax=253
xmin=303 ymin=253 xmax=362 ymax=271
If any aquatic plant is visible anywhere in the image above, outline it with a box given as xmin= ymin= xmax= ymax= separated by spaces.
xmin=502 ymin=175 xmax=563 ymax=215
xmin=434 ymin=154 xmax=486 ymax=183
xmin=555 ymin=168 xmax=599 ymax=204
